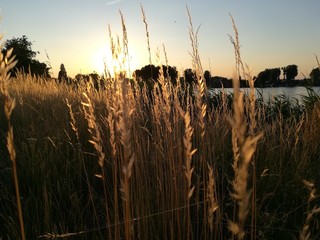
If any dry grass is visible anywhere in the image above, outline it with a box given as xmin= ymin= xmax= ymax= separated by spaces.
xmin=187 ymin=6 xmax=207 ymax=139
xmin=227 ymin=15 xmax=263 ymax=240
xmin=0 ymin=8 xmax=320 ymax=240
xmin=141 ymin=4 xmax=152 ymax=66
xmin=0 ymin=35 xmax=25 ymax=240
xmin=300 ymin=180 xmax=320 ymax=240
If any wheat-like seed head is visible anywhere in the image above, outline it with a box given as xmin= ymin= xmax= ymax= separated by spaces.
xmin=227 ymin=16 xmax=263 ymax=240
xmin=81 ymin=93 xmax=105 ymax=168
xmin=66 ymin=98 xmax=80 ymax=142
xmin=155 ymin=48 xmax=172 ymax=132
xmin=183 ymin=111 xmax=196 ymax=199
xmin=120 ymin=78 xmax=135 ymax=179
xmin=186 ymin=6 xmax=207 ymax=138
xmin=107 ymin=113 xmax=117 ymax=157
xmin=207 ymin=163 xmax=219 ymax=232
xmin=141 ymin=4 xmax=152 ymax=66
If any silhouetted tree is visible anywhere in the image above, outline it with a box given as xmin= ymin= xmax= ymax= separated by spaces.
xmin=204 ymin=70 xmax=211 ymax=81
xmin=134 ymin=64 xmax=159 ymax=81
xmin=2 ymin=35 xmax=50 ymax=77
xmin=134 ymin=64 xmax=178 ymax=88
xmin=161 ymin=65 xmax=178 ymax=85
xmin=255 ymin=68 xmax=281 ymax=87
xmin=134 ymin=64 xmax=158 ymax=90
xmin=270 ymin=68 xmax=281 ymax=86
xmin=184 ymin=68 xmax=196 ymax=85
xmin=58 ymin=64 xmax=68 ymax=83
xmin=72 ymin=72 xmax=105 ymax=90
xmin=89 ymin=72 xmax=105 ymax=90
xmin=210 ymin=76 xmax=232 ymax=88
xmin=309 ymin=67 xmax=320 ymax=86
xmin=282 ymin=64 xmax=298 ymax=86
xmin=75 ymin=73 xmax=89 ymax=86
xmin=204 ymin=70 xmax=212 ymax=85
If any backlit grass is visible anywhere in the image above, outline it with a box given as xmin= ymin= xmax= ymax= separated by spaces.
xmin=1 ymin=10 xmax=320 ymax=240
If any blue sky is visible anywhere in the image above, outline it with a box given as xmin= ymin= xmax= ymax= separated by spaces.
xmin=1 ymin=0 xmax=319 ymax=79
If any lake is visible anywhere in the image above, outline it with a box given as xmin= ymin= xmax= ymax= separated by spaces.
xmin=209 ymin=86 xmax=320 ymax=103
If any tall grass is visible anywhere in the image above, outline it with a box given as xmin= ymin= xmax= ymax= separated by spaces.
xmin=1 ymin=9 xmax=320 ymax=240
xmin=0 ymin=35 xmax=25 ymax=240
xmin=228 ymin=15 xmax=263 ymax=240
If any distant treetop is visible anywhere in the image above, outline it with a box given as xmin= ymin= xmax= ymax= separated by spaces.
xmin=2 ymin=35 xmax=51 ymax=77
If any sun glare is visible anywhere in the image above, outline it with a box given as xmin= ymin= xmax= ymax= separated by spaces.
xmin=90 ymin=41 xmax=146 ymax=78
xmin=91 ymin=46 xmax=110 ymax=75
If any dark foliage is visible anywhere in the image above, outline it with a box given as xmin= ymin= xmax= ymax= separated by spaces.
xmin=255 ymin=68 xmax=281 ymax=87
xmin=2 ymin=35 xmax=51 ymax=77
xmin=309 ymin=67 xmax=320 ymax=86
xmin=282 ymin=64 xmax=298 ymax=86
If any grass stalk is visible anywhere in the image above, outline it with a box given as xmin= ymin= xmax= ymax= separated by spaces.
xmin=120 ymin=10 xmax=130 ymax=78
xmin=186 ymin=6 xmax=207 ymax=139
xmin=141 ymin=4 xmax=152 ymax=66
xmin=183 ymin=111 xmax=196 ymax=239
xmin=119 ymin=78 xmax=135 ymax=240
xmin=0 ymin=40 xmax=25 ymax=240
xmin=1 ymin=8 xmax=320 ymax=240
xmin=81 ymin=92 xmax=112 ymax=240
xmin=228 ymin=15 xmax=263 ymax=240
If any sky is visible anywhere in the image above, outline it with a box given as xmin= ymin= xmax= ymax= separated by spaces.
xmin=0 ymin=0 xmax=319 ymax=79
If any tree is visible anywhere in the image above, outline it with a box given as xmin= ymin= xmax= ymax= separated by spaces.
xmin=89 ymin=72 xmax=104 ymax=90
xmin=204 ymin=70 xmax=211 ymax=81
xmin=269 ymin=68 xmax=281 ymax=86
xmin=134 ymin=64 xmax=159 ymax=81
xmin=161 ymin=65 xmax=178 ymax=85
xmin=2 ymin=35 xmax=51 ymax=77
xmin=255 ymin=68 xmax=281 ymax=87
xmin=134 ymin=64 xmax=178 ymax=87
xmin=58 ymin=64 xmax=68 ymax=83
xmin=211 ymin=76 xmax=232 ymax=88
xmin=184 ymin=68 xmax=196 ymax=85
xmin=309 ymin=67 xmax=320 ymax=86
xmin=282 ymin=64 xmax=298 ymax=85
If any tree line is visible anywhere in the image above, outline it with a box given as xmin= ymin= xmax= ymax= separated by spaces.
xmin=2 ymin=35 xmax=320 ymax=88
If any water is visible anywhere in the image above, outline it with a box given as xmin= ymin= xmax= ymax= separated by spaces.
xmin=209 ymin=86 xmax=320 ymax=104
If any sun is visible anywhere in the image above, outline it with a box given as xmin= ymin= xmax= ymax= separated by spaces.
xmin=91 ymin=46 xmax=110 ymax=75
xmin=91 ymin=44 xmax=143 ymax=78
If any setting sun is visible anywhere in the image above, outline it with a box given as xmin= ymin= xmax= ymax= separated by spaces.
xmin=91 ymin=50 xmax=106 ymax=75
xmin=90 ymin=42 xmax=143 ymax=78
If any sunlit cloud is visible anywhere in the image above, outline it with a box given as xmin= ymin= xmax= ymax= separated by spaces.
xmin=106 ymin=0 xmax=122 ymax=6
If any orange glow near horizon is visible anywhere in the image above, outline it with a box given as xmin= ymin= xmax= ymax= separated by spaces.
xmin=85 ymin=42 xmax=145 ymax=78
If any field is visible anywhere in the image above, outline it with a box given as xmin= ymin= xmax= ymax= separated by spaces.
xmin=1 ymin=14 xmax=320 ymax=240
